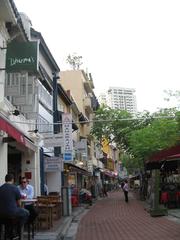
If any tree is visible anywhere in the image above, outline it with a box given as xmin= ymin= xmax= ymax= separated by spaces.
xmin=91 ymin=106 xmax=180 ymax=173
xmin=66 ymin=53 xmax=83 ymax=70
xmin=91 ymin=105 xmax=133 ymax=144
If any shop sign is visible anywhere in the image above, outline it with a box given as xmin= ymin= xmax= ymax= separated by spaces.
xmin=6 ymin=41 xmax=39 ymax=73
xmin=44 ymin=156 xmax=63 ymax=172
xmin=62 ymin=113 xmax=73 ymax=162
xmin=43 ymin=133 xmax=63 ymax=148
xmin=75 ymin=139 xmax=88 ymax=160
xmin=107 ymin=158 xmax=115 ymax=171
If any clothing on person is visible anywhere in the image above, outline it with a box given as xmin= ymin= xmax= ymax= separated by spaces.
xmin=123 ymin=180 xmax=129 ymax=203
xmin=102 ymin=183 xmax=108 ymax=197
xmin=18 ymin=177 xmax=38 ymax=223
xmin=0 ymin=174 xmax=29 ymax=225
xmin=123 ymin=182 xmax=129 ymax=192
xmin=18 ymin=178 xmax=34 ymax=200
xmin=44 ymin=184 xmax=48 ymax=196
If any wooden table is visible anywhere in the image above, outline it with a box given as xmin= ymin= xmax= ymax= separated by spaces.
xmin=21 ymin=198 xmax=37 ymax=207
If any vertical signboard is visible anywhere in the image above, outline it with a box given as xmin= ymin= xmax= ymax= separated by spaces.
xmin=62 ymin=113 xmax=73 ymax=162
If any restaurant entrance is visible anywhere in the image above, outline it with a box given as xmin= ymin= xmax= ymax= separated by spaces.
xmin=8 ymin=146 xmax=21 ymax=185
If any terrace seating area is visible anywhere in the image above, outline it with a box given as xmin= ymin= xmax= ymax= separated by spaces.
xmin=36 ymin=194 xmax=63 ymax=230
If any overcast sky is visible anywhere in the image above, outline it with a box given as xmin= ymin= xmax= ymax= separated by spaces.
xmin=14 ymin=0 xmax=180 ymax=112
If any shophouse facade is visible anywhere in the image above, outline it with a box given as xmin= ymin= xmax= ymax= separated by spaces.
xmin=0 ymin=0 xmax=41 ymax=195
xmin=60 ymin=70 xmax=100 ymax=189
xmin=0 ymin=0 xmax=64 ymax=197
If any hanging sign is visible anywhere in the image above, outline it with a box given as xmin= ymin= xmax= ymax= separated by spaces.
xmin=62 ymin=113 xmax=73 ymax=162
xmin=43 ymin=133 xmax=64 ymax=148
xmin=6 ymin=41 xmax=39 ymax=73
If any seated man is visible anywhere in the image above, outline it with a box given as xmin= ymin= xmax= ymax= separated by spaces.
xmin=18 ymin=177 xmax=38 ymax=223
xmin=0 ymin=174 xmax=29 ymax=226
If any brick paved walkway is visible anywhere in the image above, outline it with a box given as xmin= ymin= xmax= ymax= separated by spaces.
xmin=76 ymin=191 xmax=180 ymax=240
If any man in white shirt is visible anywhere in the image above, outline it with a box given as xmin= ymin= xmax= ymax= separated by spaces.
xmin=18 ymin=178 xmax=34 ymax=200
xmin=18 ymin=177 xmax=38 ymax=223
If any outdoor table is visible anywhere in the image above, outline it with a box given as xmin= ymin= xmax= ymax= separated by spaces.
xmin=21 ymin=198 xmax=37 ymax=207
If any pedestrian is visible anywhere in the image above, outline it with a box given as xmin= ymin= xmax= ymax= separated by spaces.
xmin=44 ymin=183 xmax=49 ymax=196
xmin=121 ymin=181 xmax=125 ymax=190
xmin=123 ymin=179 xmax=129 ymax=203
xmin=18 ymin=177 xmax=38 ymax=223
xmin=0 ymin=174 xmax=29 ymax=225
xmin=102 ymin=181 xmax=108 ymax=197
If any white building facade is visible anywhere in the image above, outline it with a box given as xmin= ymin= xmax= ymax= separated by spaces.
xmin=0 ymin=0 xmax=40 ymax=195
xmin=107 ymin=87 xmax=137 ymax=114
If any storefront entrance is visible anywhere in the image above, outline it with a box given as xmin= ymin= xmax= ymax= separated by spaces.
xmin=8 ymin=146 xmax=21 ymax=185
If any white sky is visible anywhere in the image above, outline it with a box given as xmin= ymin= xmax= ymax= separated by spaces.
xmin=14 ymin=0 xmax=180 ymax=112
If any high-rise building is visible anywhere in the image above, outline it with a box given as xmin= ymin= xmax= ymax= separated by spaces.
xmin=99 ymin=87 xmax=137 ymax=114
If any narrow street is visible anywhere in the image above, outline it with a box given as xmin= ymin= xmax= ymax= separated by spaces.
xmin=75 ymin=191 xmax=180 ymax=240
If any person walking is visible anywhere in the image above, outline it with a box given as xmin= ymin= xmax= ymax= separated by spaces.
xmin=102 ymin=182 xmax=108 ymax=197
xmin=123 ymin=179 xmax=129 ymax=203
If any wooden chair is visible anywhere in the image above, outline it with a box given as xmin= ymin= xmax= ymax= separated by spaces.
xmin=47 ymin=195 xmax=62 ymax=220
xmin=36 ymin=196 xmax=52 ymax=230
xmin=48 ymin=192 xmax=59 ymax=196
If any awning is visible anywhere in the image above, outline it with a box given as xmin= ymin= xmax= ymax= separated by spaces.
xmin=0 ymin=114 xmax=36 ymax=151
xmin=65 ymin=163 xmax=91 ymax=176
xmin=0 ymin=115 xmax=25 ymax=144
xmin=146 ymin=144 xmax=180 ymax=163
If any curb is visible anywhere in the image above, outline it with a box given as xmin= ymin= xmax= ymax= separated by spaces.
xmin=34 ymin=206 xmax=89 ymax=240
xmin=34 ymin=216 xmax=73 ymax=240
xmin=63 ymin=208 xmax=89 ymax=240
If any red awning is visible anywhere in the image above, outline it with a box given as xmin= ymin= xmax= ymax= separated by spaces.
xmin=166 ymin=153 xmax=180 ymax=160
xmin=147 ymin=145 xmax=180 ymax=163
xmin=0 ymin=115 xmax=25 ymax=144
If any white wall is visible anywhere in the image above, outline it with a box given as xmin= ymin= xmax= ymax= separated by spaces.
xmin=46 ymin=172 xmax=62 ymax=194
xmin=21 ymin=148 xmax=40 ymax=196
xmin=0 ymin=139 xmax=7 ymax=185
